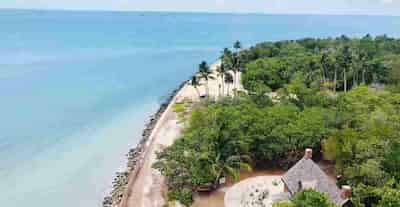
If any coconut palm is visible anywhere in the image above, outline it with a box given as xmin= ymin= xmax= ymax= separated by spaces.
xmin=320 ymin=53 xmax=330 ymax=83
xmin=198 ymin=61 xmax=214 ymax=97
xmin=333 ymin=61 xmax=338 ymax=93
xmin=191 ymin=75 xmax=201 ymax=97
xmin=210 ymin=154 xmax=252 ymax=183
xmin=359 ymin=51 xmax=368 ymax=84
xmin=222 ymin=47 xmax=231 ymax=57
xmin=234 ymin=40 xmax=242 ymax=51
xmin=339 ymin=45 xmax=352 ymax=93
xmin=232 ymin=53 xmax=242 ymax=92
xmin=224 ymin=72 xmax=234 ymax=96
xmin=232 ymin=41 xmax=242 ymax=92
xmin=216 ymin=63 xmax=227 ymax=97
xmin=221 ymin=48 xmax=233 ymax=69
xmin=195 ymin=150 xmax=252 ymax=190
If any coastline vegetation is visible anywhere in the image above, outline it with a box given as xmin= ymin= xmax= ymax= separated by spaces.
xmin=153 ymin=35 xmax=400 ymax=207
xmin=273 ymin=189 xmax=337 ymax=207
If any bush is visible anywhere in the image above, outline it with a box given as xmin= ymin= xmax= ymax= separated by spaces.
xmin=272 ymin=201 xmax=296 ymax=207
xmin=378 ymin=189 xmax=400 ymax=207
xmin=292 ymin=189 xmax=336 ymax=207
xmin=167 ymin=189 xmax=193 ymax=207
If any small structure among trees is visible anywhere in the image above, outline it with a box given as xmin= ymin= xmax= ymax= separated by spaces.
xmin=281 ymin=149 xmax=352 ymax=207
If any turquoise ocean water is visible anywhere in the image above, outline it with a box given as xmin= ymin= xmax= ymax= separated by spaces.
xmin=0 ymin=9 xmax=399 ymax=207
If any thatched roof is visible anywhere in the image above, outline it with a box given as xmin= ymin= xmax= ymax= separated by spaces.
xmin=281 ymin=157 xmax=349 ymax=206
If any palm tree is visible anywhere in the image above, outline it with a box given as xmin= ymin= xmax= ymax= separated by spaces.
xmin=351 ymin=54 xmax=360 ymax=87
xmin=343 ymin=66 xmax=348 ymax=92
xmin=327 ymin=48 xmax=339 ymax=92
xmin=196 ymin=151 xmax=252 ymax=189
xmin=198 ymin=61 xmax=214 ymax=97
xmin=234 ymin=40 xmax=242 ymax=51
xmin=191 ymin=75 xmax=201 ymax=98
xmin=224 ymin=72 xmax=234 ymax=96
xmin=233 ymin=41 xmax=242 ymax=92
xmin=221 ymin=48 xmax=233 ymax=69
xmin=358 ymin=51 xmax=368 ymax=84
xmin=335 ymin=45 xmax=352 ymax=93
xmin=333 ymin=63 xmax=338 ymax=93
xmin=210 ymin=154 xmax=252 ymax=183
xmin=341 ymin=45 xmax=352 ymax=93
xmin=232 ymin=54 xmax=241 ymax=92
xmin=320 ymin=53 xmax=332 ymax=83
xmin=222 ymin=47 xmax=232 ymax=58
xmin=307 ymin=59 xmax=321 ymax=83
xmin=216 ymin=63 xmax=227 ymax=97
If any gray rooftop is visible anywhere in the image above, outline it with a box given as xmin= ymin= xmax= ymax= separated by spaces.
xmin=281 ymin=157 xmax=349 ymax=206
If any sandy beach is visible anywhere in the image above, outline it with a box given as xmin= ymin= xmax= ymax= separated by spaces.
xmin=118 ymin=60 xmax=242 ymax=207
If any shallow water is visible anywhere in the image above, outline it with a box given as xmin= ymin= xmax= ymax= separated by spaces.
xmin=0 ymin=9 xmax=399 ymax=207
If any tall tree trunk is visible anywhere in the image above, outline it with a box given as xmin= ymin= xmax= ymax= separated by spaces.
xmin=206 ymin=79 xmax=209 ymax=97
xmin=221 ymin=75 xmax=225 ymax=96
xmin=227 ymin=83 xmax=230 ymax=96
xmin=218 ymin=84 xmax=221 ymax=98
xmin=356 ymin=70 xmax=359 ymax=85
xmin=236 ymin=71 xmax=239 ymax=90
xmin=233 ymin=71 xmax=237 ymax=90
xmin=231 ymin=71 xmax=236 ymax=97
xmin=344 ymin=68 xmax=347 ymax=93
xmin=362 ymin=69 xmax=366 ymax=84
xmin=334 ymin=68 xmax=337 ymax=93
xmin=195 ymin=87 xmax=201 ymax=97
xmin=373 ymin=73 xmax=377 ymax=83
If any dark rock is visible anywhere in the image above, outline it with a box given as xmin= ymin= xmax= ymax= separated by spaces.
xmin=101 ymin=80 xmax=187 ymax=207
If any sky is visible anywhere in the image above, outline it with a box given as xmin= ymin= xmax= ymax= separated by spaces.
xmin=1 ymin=0 xmax=400 ymax=16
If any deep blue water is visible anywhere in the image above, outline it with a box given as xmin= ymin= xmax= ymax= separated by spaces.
xmin=0 ymin=9 xmax=399 ymax=207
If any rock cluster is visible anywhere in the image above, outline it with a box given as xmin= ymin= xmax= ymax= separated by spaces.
xmin=101 ymin=81 xmax=187 ymax=207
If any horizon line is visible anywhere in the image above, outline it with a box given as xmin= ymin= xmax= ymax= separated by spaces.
xmin=0 ymin=7 xmax=399 ymax=17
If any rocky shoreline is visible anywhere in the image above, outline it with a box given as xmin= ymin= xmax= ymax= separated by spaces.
xmin=102 ymin=81 xmax=188 ymax=207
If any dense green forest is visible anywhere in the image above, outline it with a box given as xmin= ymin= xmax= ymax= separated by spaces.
xmin=153 ymin=35 xmax=400 ymax=207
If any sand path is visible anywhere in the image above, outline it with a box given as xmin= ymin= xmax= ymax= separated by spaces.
xmin=121 ymin=60 xmax=243 ymax=207
xmin=120 ymin=82 xmax=190 ymax=207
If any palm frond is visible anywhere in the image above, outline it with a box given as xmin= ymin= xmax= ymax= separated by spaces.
xmin=240 ymin=162 xmax=253 ymax=172
xmin=224 ymin=166 xmax=240 ymax=181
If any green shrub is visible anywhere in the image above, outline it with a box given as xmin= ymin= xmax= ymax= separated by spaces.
xmin=378 ymin=189 xmax=400 ymax=207
xmin=173 ymin=103 xmax=185 ymax=113
xmin=167 ymin=189 xmax=193 ymax=207
xmin=292 ymin=189 xmax=337 ymax=207
xmin=272 ymin=201 xmax=296 ymax=207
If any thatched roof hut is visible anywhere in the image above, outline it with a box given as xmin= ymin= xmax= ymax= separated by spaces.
xmin=281 ymin=149 xmax=352 ymax=207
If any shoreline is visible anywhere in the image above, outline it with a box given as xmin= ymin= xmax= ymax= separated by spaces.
xmin=102 ymin=80 xmax=188 ymax=207
xmin=103 ymin=60 xmax=222 ymax=207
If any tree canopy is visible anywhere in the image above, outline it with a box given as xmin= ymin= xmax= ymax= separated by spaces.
xmin=153 ymin=35 xmax=400 ymax=206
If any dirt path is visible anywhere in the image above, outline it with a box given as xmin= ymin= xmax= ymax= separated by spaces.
xmin=124 ymin=102 xmax=182 ymax=207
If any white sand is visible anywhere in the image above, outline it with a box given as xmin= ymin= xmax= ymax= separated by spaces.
xmin=224 ymin=176 xmax=284 ymax=207
xmin=120 ymin=60 xmax=243 ymax=207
